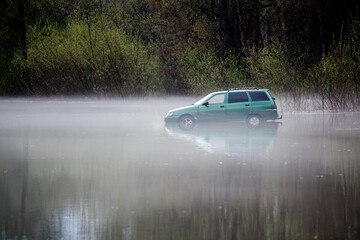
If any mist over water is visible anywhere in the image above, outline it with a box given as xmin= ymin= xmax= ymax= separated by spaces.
xmin=1 ymin=97 xmax=359 ymax=239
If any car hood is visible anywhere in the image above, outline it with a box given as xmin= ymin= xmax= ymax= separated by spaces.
xmin=170 ymin=105 xmax=197 ymax=113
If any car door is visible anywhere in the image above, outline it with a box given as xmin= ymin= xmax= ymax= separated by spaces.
xmin=198 ymin=93 xmax=226 ymax=120
xmin=248 ymin=91 xmax=271 ymax=116
xmin=225 ymin=91 xmax=251 ymax=120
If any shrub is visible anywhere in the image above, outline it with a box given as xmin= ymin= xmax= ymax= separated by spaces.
xmin=179 ymin=49 xmax=246 ymax=94
xmin=20 ymin=15 xmax=164 ymax=95
xmin=310 ymin=20 xmax=360 ymax=111
xmin=244 ymin=40 xmax=311 ymax=109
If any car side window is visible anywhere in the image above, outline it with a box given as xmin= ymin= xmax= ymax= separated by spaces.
xmin=228 ymin=92 xmax=249 ymax=104
xmin=208 ymin=94 xmax=225 ymax=105
xmin=248 ymin=91 xmax=270 ymax=101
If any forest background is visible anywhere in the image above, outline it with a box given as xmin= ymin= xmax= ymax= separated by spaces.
xmin=1 ymin=0 xmax=359 ymax=111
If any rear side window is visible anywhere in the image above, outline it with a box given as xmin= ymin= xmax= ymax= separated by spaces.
xmin=228 ymin=92 xmax=249 ymax=104
xmin=248 ymin=91 xmax=270 ymax=101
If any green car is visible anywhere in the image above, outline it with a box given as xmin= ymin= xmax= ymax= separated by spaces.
xmin=164 ymin=88 xmax=281 ymax=129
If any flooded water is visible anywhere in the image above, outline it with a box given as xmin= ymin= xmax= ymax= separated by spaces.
xmin=0 ymin=98 xmax=359 ymax=240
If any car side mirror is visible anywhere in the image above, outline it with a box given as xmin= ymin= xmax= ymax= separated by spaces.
xmin=203 ymin=102 xmax=209 ymax=106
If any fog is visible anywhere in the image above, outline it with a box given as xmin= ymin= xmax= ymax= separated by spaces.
xmin=1 ymin=97 xmax=360 ymax=239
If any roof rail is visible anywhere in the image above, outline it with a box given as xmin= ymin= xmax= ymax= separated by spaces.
xmin=228 ymin=87 xmax=258 ymax=91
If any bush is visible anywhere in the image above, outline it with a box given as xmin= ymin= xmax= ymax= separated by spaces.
xmin=244 ymin=40 xmax=312 ymax=109
xmin=19 ymin=15 xmax=164 ymax=95
xmin=179 ymin=49 xmax=246 ymax=94
xmin=310 ymin=20 xmax=360 ymax=111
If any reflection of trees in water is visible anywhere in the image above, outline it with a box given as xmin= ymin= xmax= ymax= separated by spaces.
xmin=0 ymin=116 xmax=359 ymax=239
xmin=0 ymin=133 xmax=94 ymax=239
xmin=119 ymin=156 xmax=359 ymax=240
xmin=19 ymin=135 xmax=28 ymax=239
xmin=268 ymin=115 xmax=360 ymax=239
xmin=0 ymin=133 xmax=30 ymax=239
xmin=2 ymin=155 xmax=359 ymax=240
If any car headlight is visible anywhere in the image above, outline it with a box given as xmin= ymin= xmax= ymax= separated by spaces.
xmin=166 ymin=111 xmax=173 ymax=117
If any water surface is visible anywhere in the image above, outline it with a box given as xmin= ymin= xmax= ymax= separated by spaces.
xmin=0 ymin=98 xmax=359 ymax=239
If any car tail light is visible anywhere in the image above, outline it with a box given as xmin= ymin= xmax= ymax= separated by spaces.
xmin=271 ymin=104 xmax=277 ymax=109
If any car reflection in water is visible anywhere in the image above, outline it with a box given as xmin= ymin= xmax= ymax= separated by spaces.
xmin=165 ymin=121 xmax=280 ymax=157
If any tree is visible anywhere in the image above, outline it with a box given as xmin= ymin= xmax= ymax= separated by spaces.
xmin=146 ymin=0 xmax=217 ymax=92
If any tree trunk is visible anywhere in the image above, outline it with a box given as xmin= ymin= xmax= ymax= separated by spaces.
xmin=258 ymin=0 xmax=269 ymax=47
xmin=221 ymin=0 xmax=239 ymax=49
xmin=316 ymin=0 xmax=326 ymax=55
xmin=278 ymin=0 xmax=288 ymax=50
xmin=17 ymin=0 xmax=32 ymax=93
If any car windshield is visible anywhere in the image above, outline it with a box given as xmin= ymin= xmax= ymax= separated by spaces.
xmin=194 ymin=93 xmax=213 ymax=105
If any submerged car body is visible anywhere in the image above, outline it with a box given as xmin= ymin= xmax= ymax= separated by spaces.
xmin=165 ymin=88 xmax=281 ymax=129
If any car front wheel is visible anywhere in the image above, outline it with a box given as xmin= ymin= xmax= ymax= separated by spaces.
xmin=179 ymin=115 xmax=195 ymax=130
xmin=246 ymin=115 xmax=262 ymax=128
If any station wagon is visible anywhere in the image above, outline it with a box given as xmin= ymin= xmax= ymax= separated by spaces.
xmin=164 ymin=88 xmax=281 ymax=129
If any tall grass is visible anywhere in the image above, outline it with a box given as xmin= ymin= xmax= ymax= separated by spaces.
xmin=310 ymin=20 xmax=360 ymax=111
xmin=240 ymin=20 xmax=360 ymax=112
xmin=243 ymin=39 xmax=310 ymax=110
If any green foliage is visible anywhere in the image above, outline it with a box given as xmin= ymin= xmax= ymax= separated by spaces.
xmin=1 ymin=0 xmax=360 ymax=111
xmin=310 ymin=20 xmax=360 ymax=111
xmin=145 ymin=0 xmax=218 ymax=93
xmin=243 ymin=39 xmax=321 ymax=110
xmin=244 ymin=41 xmax=287 ymax=91
xmin=243 ymin=40 xmax=308 ymax=93
xmin=104 ymin=0 xmax=150 ymax=38
xmin=179 ymin=49 xmax=246 ymax=94
xmin=20 ymin=16 xmax=164 ymax=95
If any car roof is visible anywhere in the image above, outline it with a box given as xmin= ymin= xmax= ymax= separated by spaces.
xmin=212 ymin=88 xmax=269 ymax=94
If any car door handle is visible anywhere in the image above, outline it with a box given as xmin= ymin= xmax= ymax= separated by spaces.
xmin=220 ymin=105 xmax=224 ymax=108
xmin=245 ymin=104 xmax=250 ymax=106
